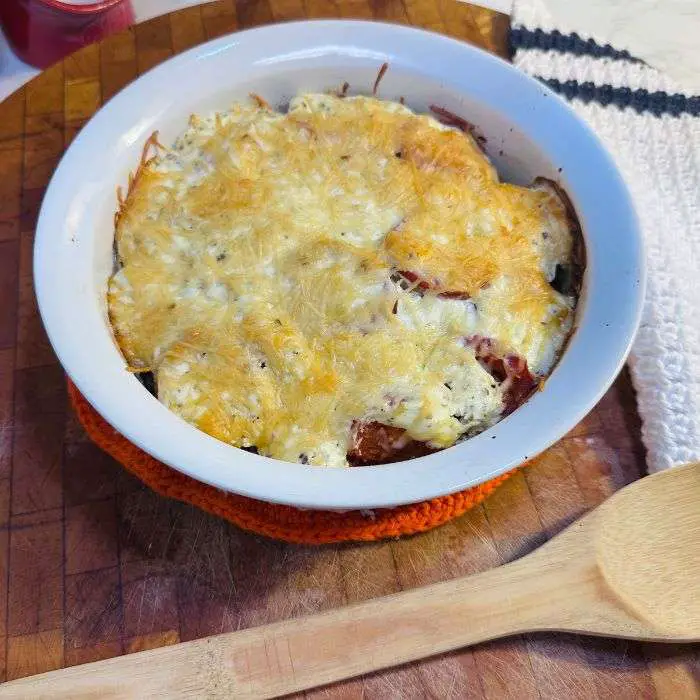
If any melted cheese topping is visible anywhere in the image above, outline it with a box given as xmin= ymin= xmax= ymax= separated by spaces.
xmin=108 ymin=94 xmax=576 ymax=467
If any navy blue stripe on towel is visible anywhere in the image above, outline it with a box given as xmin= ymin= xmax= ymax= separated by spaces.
xmin=510 ymin=27 xmax=642 ymax=63
xmin=540 ymin=78 xmax=700 ymax=117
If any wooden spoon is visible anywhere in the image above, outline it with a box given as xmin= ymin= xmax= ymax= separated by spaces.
xmin=2 ymin=463 xmax=698 ymax=699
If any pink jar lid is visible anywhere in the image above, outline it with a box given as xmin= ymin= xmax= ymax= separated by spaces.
xmin=37 ymin=0 xmax=129 ymax=11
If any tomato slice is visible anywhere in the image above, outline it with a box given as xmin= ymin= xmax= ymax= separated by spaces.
xmin=398 ymin=270 xmax=471 ymax=300
xmin=465 ymin=335 xmax=538 ymax=415
xmin=347 ymin=421 xmax=437 ymax=466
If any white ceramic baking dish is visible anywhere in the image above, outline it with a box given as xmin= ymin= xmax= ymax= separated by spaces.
xmin=34 ymin=20 xmax=644 ymax=510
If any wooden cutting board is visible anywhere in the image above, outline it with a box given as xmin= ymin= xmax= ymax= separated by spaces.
xmin=0 ymin=1 xmax=698 ymax=696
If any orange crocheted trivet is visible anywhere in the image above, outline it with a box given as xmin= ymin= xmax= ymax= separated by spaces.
xmin=69 ymin=381 xmax=515 ymax=544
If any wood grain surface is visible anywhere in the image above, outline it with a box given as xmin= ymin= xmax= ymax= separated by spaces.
xmin=0 ymin=1 xmax=697 ymax=696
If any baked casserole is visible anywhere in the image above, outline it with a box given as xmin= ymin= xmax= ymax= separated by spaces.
xmin=108 ymin=90 xmax=583 ymax=467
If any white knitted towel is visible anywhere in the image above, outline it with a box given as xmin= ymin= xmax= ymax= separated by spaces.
xmin=511 ymin=0 xmax=700 ymax=472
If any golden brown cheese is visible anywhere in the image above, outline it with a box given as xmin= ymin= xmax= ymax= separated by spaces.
xmin=108 ymin=94 xmax=577 ymax=467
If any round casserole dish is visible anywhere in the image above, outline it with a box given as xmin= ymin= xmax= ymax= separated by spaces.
xmin=34 ymin=20 xmax=645 ymax=510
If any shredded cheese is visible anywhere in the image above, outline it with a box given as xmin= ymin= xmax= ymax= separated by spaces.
xmin=108 ymin=94 xmax=577 ymax=467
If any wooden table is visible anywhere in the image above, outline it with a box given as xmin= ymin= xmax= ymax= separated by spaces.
xmin=0 ymin=1 xmax=698 ymax=696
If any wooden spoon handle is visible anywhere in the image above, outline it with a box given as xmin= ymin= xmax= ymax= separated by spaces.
xmin=0 ymin=553 xmax=585 ymax=699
